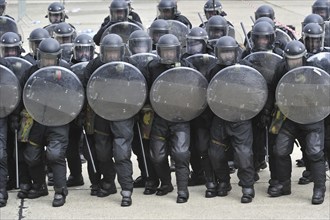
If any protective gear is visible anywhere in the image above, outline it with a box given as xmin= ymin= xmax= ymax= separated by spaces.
xmin=128 ymin=30 xmax=152 ymax=55
xmin=255 ymin=5 xmax=275 ymax=20
xmin=254 ymin=17 xmax=276 ymax=30
xmin=148 ymin=19 xmax=170 ymax=45
xmin=302 ymin=13 xmax=325 ymax=30
xmin=28 ymin=28 xmax=51 ymax=58
xmin=157 ymin=0 xmax=177 ymax=20
xmin=203 ymin=0 xmax=224 ymax=20
xmin=283 ymin=40 xmax=306 ymax=70
xmin=37 ymin=38 xmax=62 ymax=68
xmin=46 ymin=2 xmax=66 ymax=24
xmin=214 ymin=36 xmax=238 ymax=65
xmin=312 ymin=0 xmax=330 ymax=21
xmin=251 ymin=21 xmax=275 ymax=51
xmin=72 ymin=34 xmax=95 ymax=62
xmin=53 ymin=22 xmax=75 ymax=44
xmin=0 ymin=0 xmax=6 ymax=16
xmin=156 ymin=34 xmax=181 ymax=64
xmin=302 ymin=23 xmax=324 ymax=54
xmin=109 ymin=0 xmax=129 ymax=22
xmin=186 ymin=27 xmax=208 ymax=55
xmin=99 ymin=34 xmax=125 ymax=63
xmin=205 ymin=15 xmax=228 ymax=40
xmin=0 ymin=32 xmax=22 ymax=57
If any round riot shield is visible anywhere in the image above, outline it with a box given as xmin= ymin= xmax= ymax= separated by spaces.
xmin=207 ymin=64 xmax=267 ymax=122
xmin=307 ymin=52 xmax=330 ymax=74
xmin=0 ymin=65 xmax=21 ymax=118
xmin=243 ymin=51 xmax=283 ymax=83
xmin=87 ymin=62 xmax=147 ymax=121
xmin=129 ymin=53 xmax=158 ymax=71
xmin=23 ymin=66 xmax=85 ymax=126
xmin=186 ymin=54 xmax=217 ymax=76
xmin=0 ymin=16 xmax=18 ymax=38
xmin=44 ymin=24 xmax=57 ymax=37
xmin=276 ymin=66 xmax=330 ymax=124
xmin=60 ymin=43 xmax=73 ymax=63
xmin=167 ymin=20 xmax=189 ymax=49
xmin=4 ymin=57 xmax=32 ymax=82
xmin=71 ymin=61 xmax=88 ymax=83
xmin=150 ymin=67 xmax=208 ymax=122
xmin=275 ymin=28 xmax=292 ymax=45
xmin=324 ymin=21 xmax=330 ymax=48
xmin=101 ymin=22 xmax=143 ymax=44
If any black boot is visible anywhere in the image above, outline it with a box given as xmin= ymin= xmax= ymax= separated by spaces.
xmin=121 ymin=190 xmax=132 ymax=207
xmin=52 ymin=187 xmax=68 ymax=207
xmin=176 ymin=190 xmax=189 ymax=203
xmin=17 ymin=184 xmax=31 ymax=199
xmin=47 ymin=172 xmax=54 ymax=186
xmin=27 ymin=183 xmax=49 ymax=199
xmin=241 ymin=187 xmax=255 ymax=203
xmin=217 ymin=182 xmax=232 ymax=197
xmin=268 ymin=180 xmax=291 ymax=197
xmin=133 ymin=176 xmax=146 ymax=188
xmin=0 ymin=189 xmax=8 ymax=208
xmin=97 ymin=181 xmax=117 ymax=197
xmin=66 ymin=174 xmax=84 ymax=187
xmin=144 ymin=179 xmax=159 ymax=195
xmin=90 ymin=184 xmax=99 ymax=196
xmin=298 ymin=170 xmax=313 ymax=185
xmin=205 ymin=182 xmax=217 ymax=198
xmin=267 ymin=179 xmax=279 ymax=195
xmin=156 ymin=184 xmax=174 ymax=196
xmin=312 ymin=186 xmax=326 ymax=205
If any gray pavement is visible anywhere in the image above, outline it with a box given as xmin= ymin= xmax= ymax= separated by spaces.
xmin=1 ymin=0 xmax=330 ymax=219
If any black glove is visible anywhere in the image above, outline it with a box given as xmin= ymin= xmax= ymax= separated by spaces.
xmin=9 ymin=115 xmax=20 ymax=132
xmin=75 ymin=111 xmax=85 ymax=127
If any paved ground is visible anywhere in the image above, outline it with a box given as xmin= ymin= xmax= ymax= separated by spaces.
xmin=1 ymin=0 xmax=330 ymax=219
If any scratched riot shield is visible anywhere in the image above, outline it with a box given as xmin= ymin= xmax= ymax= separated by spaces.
xmin=0 ymin=65 xmax=21 ymax=118
xmin=23 ymin=66 xmax=85 ymax=126
xmin=167 ymin=20 xmax=189 ymax=49
xmin=307 ymin=52 xmax=330 ymax=74
xmin=60 ymin=43 xmax=73 ymax=63
xmin=207 ymin=64 xmax=268 ymax=122
xmin=0 ymin=16 xmax=18 ymax=38
xmin=129 ymin=52 xmax=158 ymax=71
xmin=4 ymin=57 xmax=32 ymax=82
xmin=150 ymin=67 xmax=208 ymax=122
xmin=71 ymin=61 xmax=88 ymax=83
xmin=276 ymin=66 xmax=330 ymax=124
xmin=243 ymin=51 xmax=283 ymax=83
xmin=44 ymin=24 xmax=57 ymax=37
xmin=101 ymin=22 xmax=143 ymax=44
xmin=324 ymin=21 xmax=330 ymax=48
xmin=87 ymin=62 xmax=147 ymax=121
xmin=275 ymin=28 xmax=292 ymax=45
xmin=186 ymin=54 xmax=217 ymax=76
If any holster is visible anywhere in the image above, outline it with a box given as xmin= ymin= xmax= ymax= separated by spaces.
xmin=269 ymin=107 xmax=286 ymax=135
xmin=140 ymin=104 xmax=154 ymax=140
xmin=18 ymin=109 xmax=34 ymax=142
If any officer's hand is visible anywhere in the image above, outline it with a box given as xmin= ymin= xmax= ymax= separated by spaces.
xmin=9 ymin=115 xmax=20 ymax=132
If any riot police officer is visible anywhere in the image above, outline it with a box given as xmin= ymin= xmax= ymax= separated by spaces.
xmin=267 ymin=40 xmax=327 ymax=205
xmin=0 ymin=0 xmax=13 ymax=19
xmin=84 ymin=34 xmax=135 ymax=207
xmin=145 ymin=34 xmax=193 ymax=203
xmin=205 ymin=15 xmax=229 ymax=47
xmin=155 ymin=0 xmax=192 ymax=29
xmin=148 ymin=19 xmax=170 ymax=51
xmin=45 ymin=2 xmax=67 ymax=24
xmin=24 ymin=28 xmax=51 ymax=64
xmin=0 ymin=32 xmax=24 ymax=58
xmin=127 ymin=30 xmax=152 ymax=55
xmin=181 ymin=27 xmax=212 ymax=59
xmin=303 ymin=23 xmax=327 ymax=56
xmin=206 ymin=36 xmax=256 ymax=203
xmin=312 ymin=0 xmax=330 ymax=21
xmin=22 ymin=38 xmax=71 ymax=207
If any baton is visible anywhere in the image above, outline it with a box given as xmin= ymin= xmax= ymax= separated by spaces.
xmin=265 ymin=126 xmax=269 ymax=163
xmin=15 ymin=129 xmax=19 ymax=189
xmin=82 ymin=126 xmax=97 ymax=174
xmin=250 ymin=16 xmax=255 ymax=24
xmin=240 ymin=22 xmax=252 ymax=50
xmin=137 ymin=122 xmax=149 ymax=178
xmin=198 ymin=12 xmax=205 ymax=27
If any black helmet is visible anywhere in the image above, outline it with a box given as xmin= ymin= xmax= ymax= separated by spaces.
xmin=128 ymin=30 xmax=152 ymax=55
xmin=251 ymin=21 xmax=275 ymax=51
xmin=100 ymin=34 xmax=125 ymax=63
xmin=204 ymin=0 xmax=223 ymax=20
xmin=157 ymin=0 xmax=177 ymax=20
xmin=255 ymin=5 xmax=275 ymax=20
xmin=0 ymin=32 xmax=22 ymax=57
xmin=186 ymin=27 xmax=208 ymax=55
xmin=312 ymin=0 xmax=330 ymax=21
xmin=73 ymin=34 xmax=95 ymax=62
xmin=37 ymin=38 xmax=62 ymax=68
xmin=302 ymin=13 xmax=325 ymax=30
xmin=47 ymin=2 xmax=66 ymax=24
xmin=109 ymin=0 xmax=129 ymax=22
xmin=156 ymin=34 xmax=181 ymax=64
xmin=214 ymin=36 xmax=238 ymax=65
xmin=206 ymin=15 xmax=228 ymax=40
xmin=254 ymin=17 xmax=276 ymax=30
xmin=302 ymin=23 xmax=324 ymax=53
xmin=284 ymin=40 xmax=306 ymax=69
xmin=148 ymin=19 xmax=170 ymax=45
xmin=0 ymin=0 xmax=7 ymax=16
xmin=28 ymin=28 xmax=51 ymax=57
xmin=53 ymin=22 xmax=76 ymax=44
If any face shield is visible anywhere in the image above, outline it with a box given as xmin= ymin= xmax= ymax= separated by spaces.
xmin=48 ymin=12 xmax=65 ymax=23
xmin=205 ymin=10 xmax=219 ymax=20
xmin=0 ymin=3 xmax=6 ymax=16
xmin=128 ymin=38 xmax=152 ymax=55
xmin=37 ymin=50 xmax=62 ymax=68
xmin=157 ymin=45 xmax=180 ymax=64
xmin=186 ymin=39 xmax=206 ymax=55
xmin=304 ymin=36 xmax=324 ymax=53
xmin=215 ymin=47 xmax=237 ymax=65
xmin=207 ymin=26 xmax=227 ymax=40
xmin=29 ymin=40 xmax=42 ymax=57
xmin=313 ymin=8 xmax=329 ymax=21
xmin=252 ymin=34 xmax=274 ymax=51
xmin=158 ymin=8 xmax=175 ymax=20
xmin=55 ymin=35 xmax=74 ymax=44
xmin=73 ymin=45 xmax=94 ymax=62
xmin=0 ymin=46 xmax=20 ymax=57
xmin=149 ymin=29 xmax=169 ymax=44
xmin=110 ymin=8 xmax=128 ymax=22
xmin=286 ymin=57 xmax=303 ymax=70
xmin=100 ymin=46 xmax=124 ymax=63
